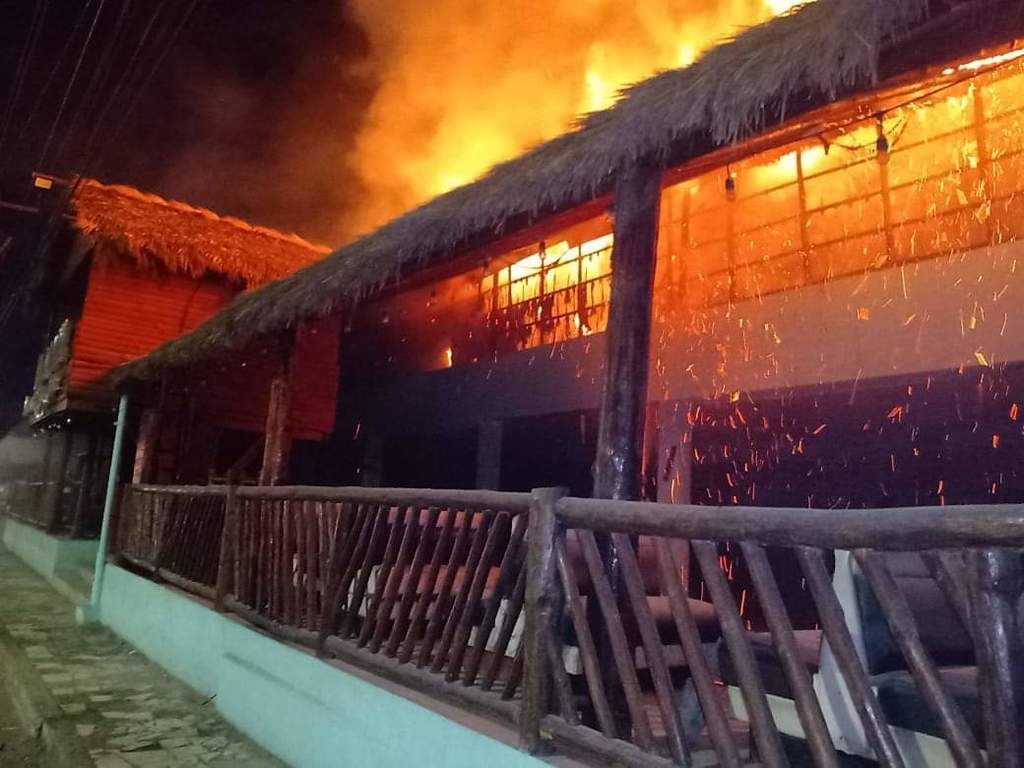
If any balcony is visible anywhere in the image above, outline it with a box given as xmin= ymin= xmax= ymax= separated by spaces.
xmin=108 ymin=482 xmax=1024 ymax=767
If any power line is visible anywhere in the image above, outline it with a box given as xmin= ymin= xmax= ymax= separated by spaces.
xmin=89 ymin=0 xmax=202 ymax=177
xmin=78 ymin=1 xmax=177 ymax=175
xmin=11 ymin=0 xmax=98 ymax=162
xmin=0 ymin=0 xmax=52 ymax=169
xmin=37 ymin=0 xmax=110 ymax=170
xmin=52 ymin=0 xmax=134 ymax=174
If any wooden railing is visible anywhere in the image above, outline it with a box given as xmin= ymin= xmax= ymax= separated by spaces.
xmin=117 ymin=485 xmax=226 ymax=598
xmin=0 ymin=479 xmax=84 ymax=533
xmin=111 ymin=483 xmax=1024 ymax=768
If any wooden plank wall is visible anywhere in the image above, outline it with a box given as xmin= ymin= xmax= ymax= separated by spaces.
xmin=192 ymin=315 xmax=341 ymax=441
xmin=69 ymin=259 xmax=237 ymax=401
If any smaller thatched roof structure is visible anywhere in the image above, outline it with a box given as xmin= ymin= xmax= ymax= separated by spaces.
xmin=119 ymin=0 xmax=1024 ymax=381
xmin=72 ymin=179 xmax=329 ymax=287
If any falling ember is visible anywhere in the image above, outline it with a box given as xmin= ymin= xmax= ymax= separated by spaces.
xmin=343 ymin=0 xmax=815 ymax=236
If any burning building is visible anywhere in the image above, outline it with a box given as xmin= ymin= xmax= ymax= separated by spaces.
xmin=30 ymin=1 xmax=1024 ymax=766
xmin=2 ymin=178 xmax=334 ymax=535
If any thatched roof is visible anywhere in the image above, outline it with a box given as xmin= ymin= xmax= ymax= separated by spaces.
xmin=72 ymin=179 xmax=329 ymax=287
xmin=120 ymin=0 xmax=1013 ymax=381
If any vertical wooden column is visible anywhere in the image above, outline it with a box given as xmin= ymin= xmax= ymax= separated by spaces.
xmin=475 ymin=420 xmax=504 ymax=490
xmin=259 ymin=331 xmax=296 ymax=487
xmin=46 ymin=428 xmax=74 ymax=532
xmin=969 ymin=548 xmax=1024 ymax=767
xmin=132 ymin=408 xmax=161 ymax=485
xmin=70 ymin=431 xmax=99 ymax=537
xmin=655 ymin=400 xmax=693 ymax=579
xmin=592 ymin=160 xmax=662 ymax=733
xmin=33 ymin=430 xmax=55 ymax=521
xmin=593 ymin=160 xmax=662 ymax=501
xmin=215 ymin=473 xmax=239 ymax=611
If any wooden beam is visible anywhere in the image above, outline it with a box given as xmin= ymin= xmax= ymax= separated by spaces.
xmin=593 ymin=161 xmax=662 ymax=501
xmin=259 ymin=332 xmax=296 ymax=486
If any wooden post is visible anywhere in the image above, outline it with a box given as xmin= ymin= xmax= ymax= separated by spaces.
xmin=33 ymin=430 xmax=55 ymax=523
xmin=70 ymin=431 xmax=99 ymax=537
xmin=215 ymin=473 xmax=239 ymax=612
xmin=968 ymin=548 xmax=1024 ymax=767
xmin=259 ymin=333 xmax=296 ymax=487
xmin=475 ymin=420 xmax=504 ymax=490
xmin=132 ymin=407 xmax=161 ymax=485
xmin=520 ymin=487 xmax=566 ymax=753
xmin=46 ymin=429 xmax=73 ymax=533
xmin=593 ymin=160 xmax=662 ymax=501
xmin=591 ymin=161 xmax=662 ymax=732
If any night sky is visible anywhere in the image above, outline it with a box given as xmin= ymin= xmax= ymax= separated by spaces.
xmin=0 ymin=1 xmax=374 ymax=245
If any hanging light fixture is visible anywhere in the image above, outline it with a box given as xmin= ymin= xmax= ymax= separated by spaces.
xmin=725 ymin=164 xmax=737 ymax=201
xmin=875 ymin=115 xmax=890 ymax=164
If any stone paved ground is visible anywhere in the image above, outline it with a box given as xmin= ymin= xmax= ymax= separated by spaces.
xmin=0 ymin=546 xmax=285 ymax=768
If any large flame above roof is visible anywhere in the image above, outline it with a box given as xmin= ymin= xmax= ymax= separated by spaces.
xmin=342 ymin=0 xmax=810 ymax=238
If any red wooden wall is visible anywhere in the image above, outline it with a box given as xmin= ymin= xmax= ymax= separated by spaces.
xmin=69 ymin=259 xmax=236 ymax=401
xmin=191 ymin=316 xmax=340 ymax=441
xmin=71 ymin=257 xmax=340 ymax=444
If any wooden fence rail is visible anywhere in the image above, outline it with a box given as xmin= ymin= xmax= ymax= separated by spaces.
xmin=112 ymin=483 xmax=1024 ymax=768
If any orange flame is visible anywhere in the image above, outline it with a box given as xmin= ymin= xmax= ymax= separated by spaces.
xmin=343 ymin=1 xmax=813 ymax=238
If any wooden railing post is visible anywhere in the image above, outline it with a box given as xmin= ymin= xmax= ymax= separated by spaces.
xmin=968 ymin=548 xmax=1024 ymax=768
xmin=259 ymin=331 xmax=296 ymax=487
xmin=520 ymin=487 xmax=566 ymax=753
xmin=215 ymin=473 xmax=239 ymax=611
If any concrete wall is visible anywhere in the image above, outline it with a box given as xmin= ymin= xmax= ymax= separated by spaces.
xmin=1 ymin=517 xmax=97 ymax=579
xmin=98 ymin=565 xmax=547 ymax=768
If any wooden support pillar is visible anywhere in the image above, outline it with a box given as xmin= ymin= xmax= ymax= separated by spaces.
xmin=132 ymin=408 xmax=161 ymax=485
xmin=33 ymin=430 xmax=55 ymax=520
xmin=592 ymin=160 xmax=662 ymax=733
xmin=593 ymin=161 xmax=662 ymax=501
xmin=70 ymin=431 xmax=99 ymax=538
xmin=259 ymin=333 xmax=296 ymax=486
xmin=654 ymin=400 xmax=693 ymax=580
xmin=361 ymin=434 xmax=384 ymax=487
xmin=655 ymin=400 xmax=693 ymax=506
xmin=475 ymin=420 xmax=504 ymax=491
xmin=46 ymin=428 xmax=73 ymax=532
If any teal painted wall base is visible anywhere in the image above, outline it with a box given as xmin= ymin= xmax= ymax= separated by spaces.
xmin=1 ymin=518 xmax=97 ymax=605
xmin=98 ymin=565 xmax=548 ymax=768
